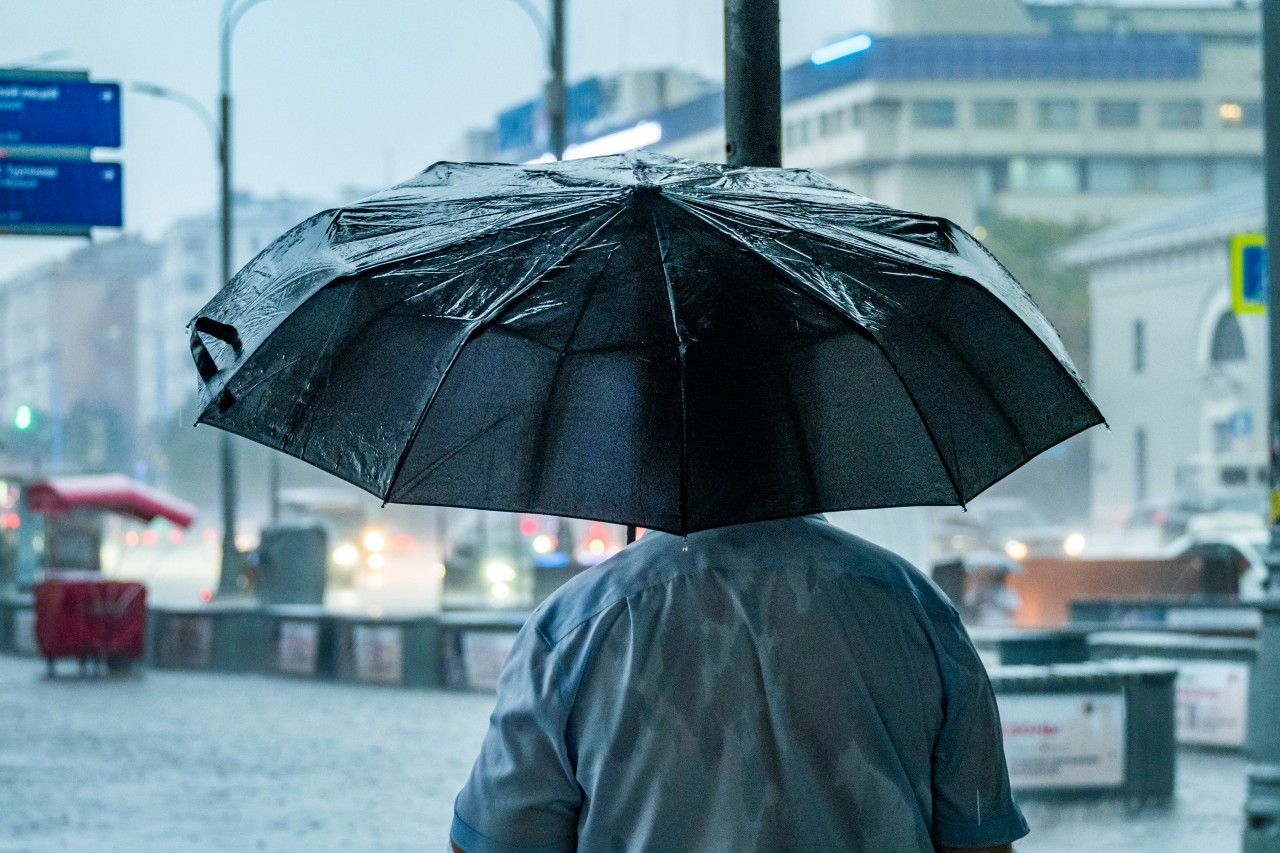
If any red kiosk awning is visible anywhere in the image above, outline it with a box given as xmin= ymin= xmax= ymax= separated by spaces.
xmin=25 ymin=475 xmax=197 ymax=529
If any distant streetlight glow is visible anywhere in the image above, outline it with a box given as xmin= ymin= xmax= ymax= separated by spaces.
xmin=362 ymin=529 xmax=385 ymax=552
xmin=532 ymin=534 xmax=555 ymax=554
xmin=810 ymin=34 xmax=873 ymax=66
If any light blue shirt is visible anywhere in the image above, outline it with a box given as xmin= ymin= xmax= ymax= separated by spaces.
xmin=453 ymin=515 xmax=1028 ymax=852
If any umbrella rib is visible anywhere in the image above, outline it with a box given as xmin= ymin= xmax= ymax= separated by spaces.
xmin=379 ymin=205 xmax=629 ymax=503
xmin=673 ymin=206 xmax=967 ymax=508
xmin=672 ymin=198 xmax=1033 ymax=464
xmin=523 ymin=239 xmax=624 ymax=508
xmin=649 ymin=205 xmax=690 ymax=534
xmin=774 ymin=225 xmax=1034 ymax=462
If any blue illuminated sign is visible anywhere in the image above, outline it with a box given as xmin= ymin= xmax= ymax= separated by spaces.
xmin=0 ymin=78 xmax=121 ymax=148
xmin=0 ymin=159 xmax=122 ymax=228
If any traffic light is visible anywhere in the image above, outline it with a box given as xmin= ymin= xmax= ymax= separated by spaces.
xmin=13 ymin=405 xmax=32 ymax=431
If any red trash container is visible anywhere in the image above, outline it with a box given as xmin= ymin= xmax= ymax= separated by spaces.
xmin=34 ymin=577 xmax=147 ymax=672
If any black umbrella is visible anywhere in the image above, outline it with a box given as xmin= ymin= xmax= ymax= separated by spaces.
xmin=189 ymin=152 xmax=1102 ymax=535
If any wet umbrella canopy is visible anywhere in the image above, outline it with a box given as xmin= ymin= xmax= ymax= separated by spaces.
xmin=190 ymin=152 xmax=1102 ymax=535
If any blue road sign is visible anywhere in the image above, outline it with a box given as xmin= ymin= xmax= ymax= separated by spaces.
xmin=0 ymin=159 xmax=122 ymax=228
xmin=0 ymin=78 xmax=121 ymax=148
xmin=1231 ymin=233 xmax=1268 ymax=314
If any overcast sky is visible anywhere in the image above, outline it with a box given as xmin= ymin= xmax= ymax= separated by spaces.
xmin=1 ymin=0 xmax=876 ymax=278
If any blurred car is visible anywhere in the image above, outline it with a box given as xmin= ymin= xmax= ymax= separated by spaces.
xmin=931 ymin=497 xmax=1086 ymax=563
xmin=1164 ymin=512 xmax=1269 ymax=600
xmin=1126 ymin=489 xmax=1267 ymax=545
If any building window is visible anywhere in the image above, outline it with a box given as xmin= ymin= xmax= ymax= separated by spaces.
xmin=785 ymin=119 xmax=813 ymax=148
xmin=1210 ymin=159 xmax=1262 ymax=188
xmin=1135 ymin=427 xmax=1148 ymax=502
xmin=1096 ymin=99 xmax=1140 ymax=128
xmin=1133 ymin=318 xmax=1145 ymax=373
xmin=1159 ymin=100 xmax=1201 ymax=129
xmin=1086 ymin=158 xmax=1138 ymax=193
xmin=850 ymin=103 xmax=866 ymax=128
xmin=819 ymin=109 xmax=845 ymax=138
xmin=974 ymin=99 xmax=1017 ymax=129
xmin=1036 ymin=99 xmax=1079 ymax=130
xmin=1220 ymin=100 xmax=1263 ymax=128
xmin=912 ymin=100 xmax=956 ymax=128
xmin=1009 ymin=157 xmax=1081 ymax=193
xmin=1154 ymin=158 xmax=1205 ymax=194
xmin=1210 ymin=312 xmax=1246 ymax=364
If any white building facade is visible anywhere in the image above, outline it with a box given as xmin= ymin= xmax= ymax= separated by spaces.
xmin=1062 ymin=179 xmax=1266 ymax=527
xmin=476 ymin=0 xmax=1262 ymax=230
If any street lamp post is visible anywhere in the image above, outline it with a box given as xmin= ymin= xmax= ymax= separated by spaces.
xmin=507 ymin=0 xmax=567 ymax=160
xmin=1242 ymin=0 xmax=1280 ymax=849
xmin=211 ymin=0 xmax=274 ymax=594
xmin=724 ymin=0 xmax=781 ymax=169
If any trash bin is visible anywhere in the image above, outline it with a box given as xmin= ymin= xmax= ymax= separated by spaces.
xmin=989 ymin=660 xmax=1177 ymax=804
xmin=1088 ymin=630 xmax=1256 ymax=749
xmin=968 ymin=626 xmax=1092 ymax=666
xmin=257 ymin=524 xmax=327 ymax=606
xmin=0 ymin=593 xmax=35 ymax=655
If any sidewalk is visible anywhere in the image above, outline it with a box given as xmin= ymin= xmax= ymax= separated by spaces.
xmin=0 ymin=653 xmax=1246 ymax=851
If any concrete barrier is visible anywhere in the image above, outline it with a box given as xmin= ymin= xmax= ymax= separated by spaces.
xmin=148 ymin=602 xmax=265 ymax=672
xmin=1088 ymin=630 xmax=1256 ymax=749
xmin=263 ymin=605 xmax=336 ymax=679
xmin=437 ymin=611 xmax=528 ymax=690
xmin=0 ymin=598 xmax=530 ymax=695
xmin=989 ymin=661 xmax=1177 ymax=804
xmin=1070 ymin=597 xmax=1260 ymax=636
xmin=331 ymin=613 xmax=441 ymax=688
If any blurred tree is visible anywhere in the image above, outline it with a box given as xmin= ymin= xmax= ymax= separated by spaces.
xmin=977 ymin=215 xmax=1099 ymax=523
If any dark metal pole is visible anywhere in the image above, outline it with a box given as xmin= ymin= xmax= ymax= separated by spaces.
xmin=216 ymin=88 xmax=240 ymax=595
xmin=547 ymin=0 xmax=567 ymax=159
xmin=1243 ymin=1 xmax=1280 ymax=849
xmin=724 ymin=0 xmax=781 ymax=168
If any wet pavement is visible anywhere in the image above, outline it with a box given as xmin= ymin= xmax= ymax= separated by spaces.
xmin=0 ymin=652 xmax=1245 ymax=852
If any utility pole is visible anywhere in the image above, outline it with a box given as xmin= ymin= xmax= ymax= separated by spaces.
xmin=1243 ymin=0 xmax=1280 ymax=849
xmin=216 ymin=81 xmax=239 ymax=595
xmin=724 ymin=0 xmax=781 ymax=168
xmin=547 ymin=0 xmax=567 ymax=159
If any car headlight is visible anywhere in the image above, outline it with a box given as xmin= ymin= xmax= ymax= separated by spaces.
xmin=1004 ymin=539 xmax=1029 ymax=561
xmin=484 ymin=561 xmax=516 ymax=583
xmin=1063 ymin=532 xmax=1086 ymax=557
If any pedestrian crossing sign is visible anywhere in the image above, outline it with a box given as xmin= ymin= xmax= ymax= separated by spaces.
xmin=1231 ymin=232 xmax=1268 ymax=314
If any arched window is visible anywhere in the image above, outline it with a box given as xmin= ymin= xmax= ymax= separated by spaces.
xmin=1210 ymin=312 xmax=1246 ymax=364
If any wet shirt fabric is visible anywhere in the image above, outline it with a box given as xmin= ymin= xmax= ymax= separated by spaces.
xmin=451 ymin=515 xmax=1029 ymax=852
